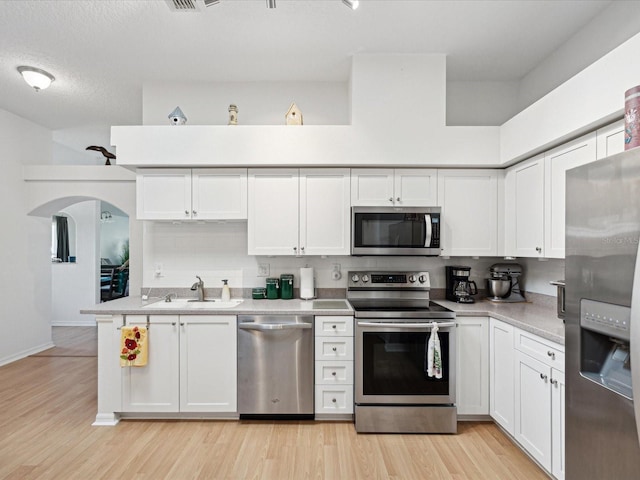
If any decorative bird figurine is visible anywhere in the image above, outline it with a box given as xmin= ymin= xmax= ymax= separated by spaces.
xmin=86 ymin=146 xmax=116 ymax=165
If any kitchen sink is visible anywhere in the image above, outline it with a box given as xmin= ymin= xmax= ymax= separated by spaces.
xmin=311 ymin=299 xmax=350 ymax=310
xmin=144 ymin=298 xmax=243 ymax=309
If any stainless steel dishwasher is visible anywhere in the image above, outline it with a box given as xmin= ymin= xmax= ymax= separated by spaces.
xmin=237 ymin=315 xmax=314 ymax=418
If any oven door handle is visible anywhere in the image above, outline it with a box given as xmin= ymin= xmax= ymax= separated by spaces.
xmin=357 ymin=321 xmax=455 ymax=329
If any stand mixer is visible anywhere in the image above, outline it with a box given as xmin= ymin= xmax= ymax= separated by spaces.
xmin=486 ymin=263 xmax=526 ymax=303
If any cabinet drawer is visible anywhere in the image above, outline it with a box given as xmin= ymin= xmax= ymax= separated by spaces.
xmin=315 ymin=385 xmax=354 ymax=414
xmin=315 ymin=361 xmax=354 ymax=385
xmin=514 ymin=328 xmax=565 ymax=369
xmin=315 ymin=316 xmax=354 ymax=337
xmin=315 ymin=337 xmax=353 ymax=361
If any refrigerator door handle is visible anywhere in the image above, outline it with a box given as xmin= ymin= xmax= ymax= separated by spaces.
xmin=629 ymin=240 xmax=640 ymax=446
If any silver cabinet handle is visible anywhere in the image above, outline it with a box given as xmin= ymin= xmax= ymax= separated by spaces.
xmin=332 ymin=371 xmax=337 ymax=376
xmin=238 ymin=322 xmax=312 ymax=331
xmin=192 ymin=210 xmax=197 ymax=216
xmin=396 ymin=197 xmax=400 ymax=202
xmin=180 ymin=322 xmax=185 ymax=326
xmin=540 ymin=373 xmax=548 ymax=381
xmin=536 ymin=246 xmax=542 ymax=253
xmin=357 ymin=321 xmax=455 ymax=329
xmin=184 ymin=210 xmax=189 ymax=216
xmin=551 ymin=379 xmax=558 ymax=386
xmin=332 ymin=398 xmax=337 ymax=403
xmin=388 ymin=197 xmax=393 ymax=202
xmin=300 ymin=246 xmax=305 ymax=253
xmin=171 ymin=322 xmax=176 ymax=326
xmin=332 ymin=325 xmax=337 ymax=329
xmin=547 ymin=350 xmax=556 ymax=359
xmin=293 ymin=247 xmax=297 ymax=253
xmin=332 ymin=347 xmax=337 ymax=352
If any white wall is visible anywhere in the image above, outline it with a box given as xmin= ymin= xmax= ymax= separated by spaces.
xmin=52 ymin=201 xmax=100 ymax=326
xmin=142 ymin=81 xmax=349 ymax=126
xmin=0 ymin=108 xmax=54 ymax=365
xmin=446 ymin=81 xmax=519 ymax=126
xmin=142 ymin=222 xmax=560 ymax=297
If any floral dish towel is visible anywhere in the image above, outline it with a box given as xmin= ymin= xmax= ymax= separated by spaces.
xmin=120 ymin=326 xmax=148 ymax=367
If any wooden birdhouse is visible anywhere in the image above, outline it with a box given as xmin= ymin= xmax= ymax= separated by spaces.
xmin=285 ymin=102 xmax=303 ymax=125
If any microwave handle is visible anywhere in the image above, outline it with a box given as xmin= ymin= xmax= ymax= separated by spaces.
xmin=424 ymin=214 xmax=432 ymax=247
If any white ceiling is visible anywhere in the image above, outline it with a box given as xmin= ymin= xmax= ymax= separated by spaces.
xmin=0 ymin=0 xmax=636 ymax=138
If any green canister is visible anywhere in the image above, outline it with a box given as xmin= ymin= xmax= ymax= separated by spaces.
xmin=280 ymin=274 xmax=294 ymax=300
xmin=265 ymin=277 xmax=279 ymax=299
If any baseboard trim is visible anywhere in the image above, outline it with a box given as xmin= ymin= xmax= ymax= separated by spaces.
xmin=52 ymin=321 xmax=97 ymax=327
xmin=93 ymin=413 xmax=120 ymax=426
xmin=0 ymin=341 xmax=56 ymax=367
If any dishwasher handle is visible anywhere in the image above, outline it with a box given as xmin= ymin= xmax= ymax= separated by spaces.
xmin=239 ymin=322 xmax=312 ymax=331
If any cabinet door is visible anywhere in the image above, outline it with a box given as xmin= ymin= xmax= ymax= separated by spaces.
xmin=438 ymin=169 xmax=499 ymax=256
xmin=299 ymin=169 xmax=350 ymax=256
xmin=504 ymin=155 xmax=544 ymax=257
xmin=136 ymin=168 xmax=192 ymax=220
xmin=122 ymin=315 xmax=180 ymax=412
xmin=544 ymin=133 xmax=596 ymax=258
xmin=350 ymin=168 xmax=395 ymax=206
xmin=179 ymin=315 xmax=237 ymax=413
xmin=596 ymin=119 xmax=625 ymax=160
xmin=514 ymin=350 xmax=552 ymax=472
xmin=551 ymin=368 xmax=566 ymax=480
xmin=394 ymin=169 xmax=438 ymax=206
xmin=456 ymin=317 xmax=489 ymax=415
xmin=192 ymin=168 xmax=247 ymax=220
xmin=489 ymin=318 xmax=515 ymax=435
xmin=247 ymin=169 xmax=299 ymax=255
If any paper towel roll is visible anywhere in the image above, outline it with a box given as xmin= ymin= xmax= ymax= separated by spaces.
xmin=300 ymin=267 xmax=315 ymax=300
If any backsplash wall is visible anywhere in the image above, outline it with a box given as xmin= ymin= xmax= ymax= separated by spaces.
xmin=141 ymin=222 xmax=562 ymax=297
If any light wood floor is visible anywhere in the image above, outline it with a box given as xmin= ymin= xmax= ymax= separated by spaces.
xmin=0 ymin=327 xmax=547 ymax=479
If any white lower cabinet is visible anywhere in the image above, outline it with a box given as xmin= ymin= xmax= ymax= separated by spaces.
xmin=489 ymin=318 xmax=515 ymax=435
xmin=551 ymin=368 xmax=565 ymax=480
xmin=456 ymin=316 xmax=489 ymax=415
xmin=513 ymin=328 xmax=565 ymax=479
xmin=121 ymin=315 xmax=237 ymax=413
xmin=314 ymin=315 xmax=354 ymax=416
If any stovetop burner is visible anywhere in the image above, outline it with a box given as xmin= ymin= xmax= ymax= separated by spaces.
xmin=347 ymin=270 xmax=455 ymax=319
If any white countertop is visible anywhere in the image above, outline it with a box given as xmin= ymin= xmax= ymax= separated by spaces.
xmin=82 ymin=295 xmax=563 ymax=344
xmin=81 ymin=296 xmax=354 ymax=316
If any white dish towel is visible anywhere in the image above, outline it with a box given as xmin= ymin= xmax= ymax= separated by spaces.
xmin=426 ymin=321 xmax=443 ymax=379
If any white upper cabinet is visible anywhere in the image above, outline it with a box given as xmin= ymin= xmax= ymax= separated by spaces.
xmin=437 ymin=169 xmax=500 ymax=257
xmin=504 ymin=155 xmax=545 ymax=257
xmin=136 ymin=169 xmax=192 ymax=220
xmin=299 ymin=169 xmax=351 ymax=256
xmin=596 ymin=119 xmax=625 ymax=160
xmin=247 ymin=169 xmax=299 ymax=256
xmin=248 ymin=168 xmax=350 ymax=256
xmin=191 ymin=169 xmax=248 ymax=220
xmin=351 ymin=168 xmax=437 ymax=206
xmin=136 ymin=168 xmax=248 ymax=220
xmin=544 ymin=132 xmax=596 ymax=258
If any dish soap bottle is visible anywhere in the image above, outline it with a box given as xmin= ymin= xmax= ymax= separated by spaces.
xmin=221 ymin=279 xmax=231 ymax=302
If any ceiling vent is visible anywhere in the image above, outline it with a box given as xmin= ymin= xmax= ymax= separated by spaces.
xmin=165 ymin=0 xmax=205 ymax=12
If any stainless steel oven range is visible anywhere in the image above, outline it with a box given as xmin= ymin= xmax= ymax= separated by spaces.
xmin=348 ymin=271 xmax=457 ymax=433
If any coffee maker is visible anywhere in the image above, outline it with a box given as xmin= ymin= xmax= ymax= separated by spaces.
xmin=486 ymin=263 xmax=526 ymax=302
xmin=445 ymin=266 xmax=478 ymax=303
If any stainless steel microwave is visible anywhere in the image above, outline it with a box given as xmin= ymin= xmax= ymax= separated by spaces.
xmin=351 ymin=206 xmax=441 ymax=256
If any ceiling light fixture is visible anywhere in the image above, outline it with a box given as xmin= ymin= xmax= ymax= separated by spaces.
xmin=266 ymin=0 xmax=276 ymax=8
xmin=342 ymin=0 xmax=359 ymax=10
xmin=203 ymin=0 xmax=220 ymax=6
xmin=17 ymin=66 xmax=55 ymax=92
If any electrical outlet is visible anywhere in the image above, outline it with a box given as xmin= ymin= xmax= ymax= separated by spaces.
xmin=258 ymin=263 xmax=270 ymax=277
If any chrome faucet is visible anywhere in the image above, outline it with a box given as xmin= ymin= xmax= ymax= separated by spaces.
xmin=190 ymin=276 xmax=205 ymax=302
xmin=164 ymin=292 xmax=177 ymax=303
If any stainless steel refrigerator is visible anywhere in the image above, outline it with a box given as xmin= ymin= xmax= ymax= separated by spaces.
xmin=566 ymin=147 xmax=640 ymax=478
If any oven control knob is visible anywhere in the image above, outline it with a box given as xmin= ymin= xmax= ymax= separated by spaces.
xmin=408 ymin=275 xmax=417 ymax=283
xmin=418 ymin=275 xmax=427 ymax=283
xmin=361 ymin=275 xmax=369 ymax=283
xmin=351 ymin=274 xmax=360 ymax=283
